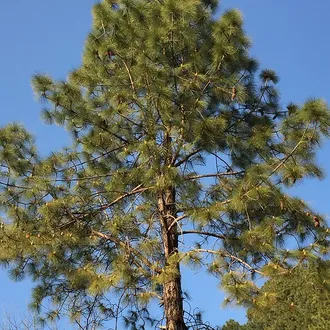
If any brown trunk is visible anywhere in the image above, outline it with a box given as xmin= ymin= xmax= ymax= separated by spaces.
xmin=158 ymin=188 xmax=187 ymax=330
xmin=163 ymin=265 xmax=187 ymax=330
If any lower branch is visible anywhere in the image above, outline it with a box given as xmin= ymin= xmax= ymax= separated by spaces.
xmin=191 ymin=248 xmax=265 ymax=276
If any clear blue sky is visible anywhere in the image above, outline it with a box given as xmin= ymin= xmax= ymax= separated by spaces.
xmin=1 ymin=0 xmax=330 ymax=328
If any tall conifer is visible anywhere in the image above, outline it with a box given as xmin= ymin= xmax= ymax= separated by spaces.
xmin=1 ymin=1 xmax=330 ymax=328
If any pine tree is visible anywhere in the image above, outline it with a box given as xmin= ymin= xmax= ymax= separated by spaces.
xmin=1 ymin=0 xmax=330 ymax=329
xmin=222 ymin=319 xmax=242 ymax=330
xmin=223 ymin=261 xmax=330 ymax=330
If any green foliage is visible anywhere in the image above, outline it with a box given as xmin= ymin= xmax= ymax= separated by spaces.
xmin=222 ymin=319 xmax=243 ymax=330
xmin=248 ymin=261 xmax=330 ymax=330
xmin=0 ymin=0 xmax=330 ymax=328
xmin=223 ymin=262 xmax=330 ymax=330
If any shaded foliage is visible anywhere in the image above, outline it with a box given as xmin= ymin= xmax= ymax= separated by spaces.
xmin=223 ymin=261 xmax=330 ymax=329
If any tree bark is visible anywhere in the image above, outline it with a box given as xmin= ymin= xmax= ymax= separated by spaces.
xmin=163 ymin=269 xmax=186 ymax=330
xmin=158 ymin=187 xmax=187 ymax=330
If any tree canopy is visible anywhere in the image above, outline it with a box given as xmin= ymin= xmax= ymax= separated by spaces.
xmin=0 ymin=0 xmax=330 ymax=329
xmin=223 ymin=261 xmax=330 ymax=330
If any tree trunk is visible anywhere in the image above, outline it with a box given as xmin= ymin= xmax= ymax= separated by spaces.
xmin=163 ymin=264 xmax=187 ymax=330
xmin=158 ymin=188 xmax=187 ymax=330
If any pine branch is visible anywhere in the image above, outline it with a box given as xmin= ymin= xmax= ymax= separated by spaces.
xmin=208 ymin=152 xmax=234 ymax=171
xmin=97 ymin=184 xmax=151 ymax=212
xmin=174 ymin=149 xmax=202 ymax=167
xmin=268 ymin=129 xmax=309 ymax=177
xmin=49 ymin=173 xmax=115 ymax=183
xmin=166 ymin=214 xmax=188 ymax=232
xmin=55 ymin=145 xmax=126 ymax=174
xmin=91 ymin=230 xmax=161 ymax=273
xmin=185 ymin=171 xmax=244 ymax=180
xmin=180 ymin=230 xmax=228 ymax=240
xmin=58 ymin=184 xmax=151 ymax=229
xmin=193 ymin=249 xmax=265 ymax=275
xmin=117 ymin=54 xmax=136 ymax=94
xmin=218 ymin=125 xmax=312 ymax=208
xmin=0 ymin=181 xmax=28 ymax=190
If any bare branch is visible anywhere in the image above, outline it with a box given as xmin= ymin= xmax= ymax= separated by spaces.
xmin=179 ymin=230 xmax=228 ymax=240
xmin=166 ymin=214 xmax=188 ymax=232
xmin=117 ymin=54 xmax=136 ymax=94
xmin=174 ymin=149 xmax=202 ymax=167
xmin=185 ymin=171 xmax=244 ymax=180
xmin=194 ymin=248 xmax=265 ymax=276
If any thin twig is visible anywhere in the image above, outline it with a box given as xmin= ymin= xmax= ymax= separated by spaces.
xmin=179 ymin=230 xmax=228 ymax=240
xmin=167 ymin=214 xmax=188 ymax=232
xmin=185 ymin=171 xmax=244 ymax=180
xmin=193 ymin=248 xmax=265 ymax=275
